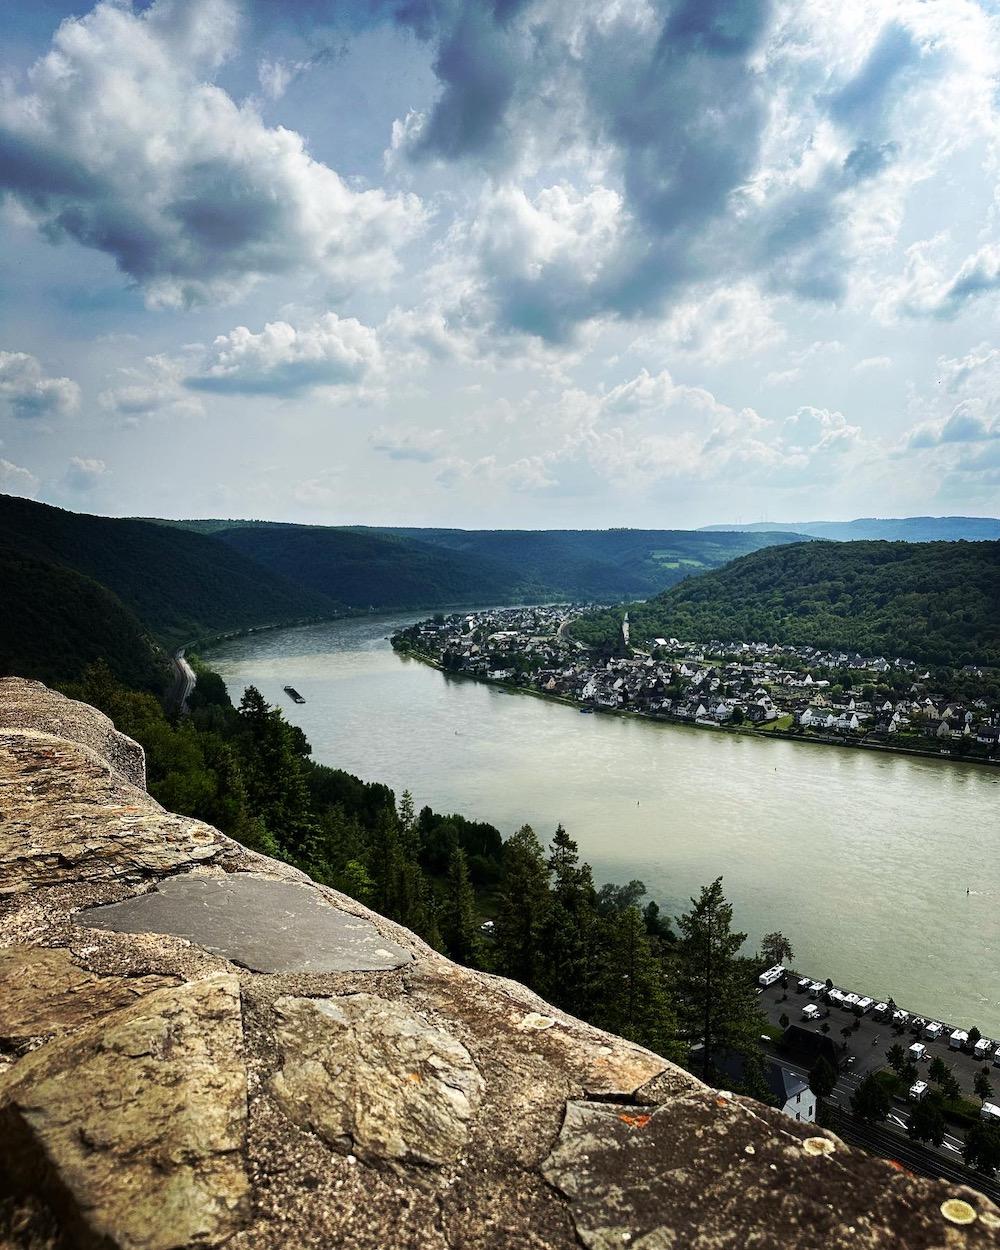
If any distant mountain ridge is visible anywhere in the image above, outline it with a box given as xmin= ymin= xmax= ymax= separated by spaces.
xmin=701 ymin=516 xmax=1000 ymax=542
xmin=571 ymin=539 xmax=1000 ymax=667
xmin=3 ymin=498 xmax=808 ymax=688
xmin=0 ymin=494 xmax=337 ymax=687
xmin=159 ymin=520 xmax=810 ymax=605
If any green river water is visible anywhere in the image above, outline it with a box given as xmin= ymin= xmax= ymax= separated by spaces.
xmin=208 ymin=615 xmax=1000 ymax=1034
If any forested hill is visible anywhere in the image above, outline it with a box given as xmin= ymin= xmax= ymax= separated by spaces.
xmin=167 ymin=521 xmax=808 ymax=605
xmin=0 ymin=549 xmax=166 ymax=690
xmin=571 ymin=540 xmax=1000 ymax=668
xmin=0 ymin=495 xmax=337 ymax=686
xmin=701 ymin=516 xmax=1000 ymax=542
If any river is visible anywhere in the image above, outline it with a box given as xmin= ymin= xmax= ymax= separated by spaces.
xmin=207 ymin=614 xmax=1000 ymax=1035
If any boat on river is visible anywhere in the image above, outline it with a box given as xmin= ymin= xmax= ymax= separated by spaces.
xmin=283 ymin=686 xmax=306 ymax=704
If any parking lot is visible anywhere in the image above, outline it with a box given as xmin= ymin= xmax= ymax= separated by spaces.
xmin=757 ymin=972 xmax=999 ymax=1104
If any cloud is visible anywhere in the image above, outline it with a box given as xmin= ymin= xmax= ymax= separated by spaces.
xmin=893 ymin=242 xmax=1000 ymax=320
xmin=100 ymin=354 xmax=203 ymax=421
xmin=0 ymin=0 xmax=422 ymax=307
xmin=370 ymin=424 xmax=445 ymax=462
xmin=63 ymin=456 xmax=109 ymax=491
xmin=0 ymin=351 xmax=80 ymax=420
xmin=0 ymin=458 xmax=39 ymax=498
xmin=381 ymin=0 xmax=1000 ymax=341
xmin=186 ymin=313 xmax=383 ymax=395
xmin=907 ymin=401 xmax=999 ymax=449
xmin=853 ymin=355 xmax=892 ymax=373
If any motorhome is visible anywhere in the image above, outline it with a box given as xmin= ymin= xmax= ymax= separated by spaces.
xmin=908 ymin=1080 xmax=929 ymax=1102
xmin=908 ymin=1043 xmax=927 ymax=1062
xmin=949 ymin=1030 xmax=969 ymax=1051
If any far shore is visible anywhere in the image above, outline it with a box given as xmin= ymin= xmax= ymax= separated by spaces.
xmin=395 ymin=644 xmax=1000 ymax=771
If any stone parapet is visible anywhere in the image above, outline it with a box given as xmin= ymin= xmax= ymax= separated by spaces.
xmin=0 ymin=676 xmax=997 ymax=1249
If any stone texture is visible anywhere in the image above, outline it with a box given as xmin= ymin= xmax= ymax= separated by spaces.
xmin=0 ymin=678 xmax=145 ymax=788
xmin=0 ymin=974 xmax=249 ymax=1250
xmin=271 ymin=992 xmax=484 ymax=1165
xmin=0 ymin=946 xmax=177 ymax=1048
xmin=0 ymin=731 xmax=237 ymax=895
xmin=543 ymin=1098 xmax=1000 ymax=1249
xmin=75 ymin=873 xmax=413 ymax=974
xmin=2 ymin=679 xmax=1000 ymax=1250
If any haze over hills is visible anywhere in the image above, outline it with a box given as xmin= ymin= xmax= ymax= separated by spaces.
xmin=572 ymin=540 xmax=1000 ymax=668
xmin=700 ymin=517 xmax=1000 ymax=542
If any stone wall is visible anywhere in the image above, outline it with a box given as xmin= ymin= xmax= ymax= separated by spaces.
xmin=1 ymin=675 xmax=997 ymax=1249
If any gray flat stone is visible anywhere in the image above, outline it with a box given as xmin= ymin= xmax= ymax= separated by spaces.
xmin=74 ymin=874 xmax=412 ymax=974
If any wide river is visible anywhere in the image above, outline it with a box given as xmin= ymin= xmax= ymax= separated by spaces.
xmin=208 ymin=615 xmax=1000 ymax=1034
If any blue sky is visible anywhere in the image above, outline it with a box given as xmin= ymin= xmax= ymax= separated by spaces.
xmin=1 ymin=0 xmax=1000 ymax=526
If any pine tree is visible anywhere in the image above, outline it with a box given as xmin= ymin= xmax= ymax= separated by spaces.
xmin=673 ymin=877 xmax=764 ymax=1079
xmin=442 ymin=846 xmax=478 ymax=966
xmin=541 ymin=826 xmax=599 ymax=1016
xmin=596 ymin=905 xmax=678 ymax=1057
xmin=494 ymin=824 xmax=550 ymax=988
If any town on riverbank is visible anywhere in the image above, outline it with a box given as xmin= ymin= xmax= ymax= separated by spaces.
xmin=392 ymin=605 xmax=1000 ymax=764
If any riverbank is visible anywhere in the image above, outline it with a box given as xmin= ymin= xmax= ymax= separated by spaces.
xmin=395 ymin=643 xmax=1000 ymax=770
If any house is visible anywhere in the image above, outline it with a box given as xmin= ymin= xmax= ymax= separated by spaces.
xmin=710 ymin=1049 xmax=817 ymax=1124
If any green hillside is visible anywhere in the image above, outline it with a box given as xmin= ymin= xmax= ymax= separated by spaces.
xmin=0 ymin=548 xmax=166 ymax=689
xmin=371 ymin=527 xmax=809 ymax=599
xmin=213 ymin=524 xmax=526 ymax=609
xmin=174 ymin=521 xmax=808 ymax=606
xmin=571 ymin=540 xmax=1000 ymax=667
xmin=0 ymin=494 xmax=336 ymax=647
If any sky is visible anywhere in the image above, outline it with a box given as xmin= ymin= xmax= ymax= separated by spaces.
xmin=2 ymin=0 xmax=1000 ymax=528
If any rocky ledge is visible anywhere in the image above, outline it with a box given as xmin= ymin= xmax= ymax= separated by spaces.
xmin=0 ymin=676 xmax=997 ymax=1250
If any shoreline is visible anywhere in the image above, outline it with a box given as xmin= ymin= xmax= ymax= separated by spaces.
xmin=395 ymin=644 xmax=1000 ymax=771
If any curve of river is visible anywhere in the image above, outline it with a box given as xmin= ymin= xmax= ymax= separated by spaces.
xmin=208 ymin=615 xmax=1000 ymax=1034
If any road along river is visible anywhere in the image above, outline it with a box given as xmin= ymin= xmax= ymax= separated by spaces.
xmin=207 ymin=615 xmax=1000 ymax=1035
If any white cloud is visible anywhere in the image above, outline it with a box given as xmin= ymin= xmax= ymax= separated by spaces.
xmin=0 ymin=458 xmax=39 ymax=498
xmin=186 ymin=313 xmax=383 ymax=396
xmin=853 ymin=355 xmax=892 ymax=373
xmin=64 ymin=456 xmax=109 ymax=491
xmin=370 ymin=425 xmax=445 ymax=462
xmin=0 ymin=352 xmax=80 ymax=420
xmin=0 ymin=0 xmax=423 ymax=307
xmin=100 ymin=354 xmax=203 ymax=421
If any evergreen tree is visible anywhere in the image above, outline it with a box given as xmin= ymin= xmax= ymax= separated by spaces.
xmin=964 ymin=1121 xmax=1000 ymax=1175
xmin=673 ymin=878 xmax=764 ymax=1079
xmin=494 ymin=824 xmax=550 ymax=987
xmin=975 ymin=1071 xmax=994 ymax=1104
xmin=886 ymin=1043 xmax=905 ymax=1074
xmin=541 ymin=825 xmax=599 ymax=1017
xmin=850 ymin=1073 xmax=890 ymax=1124
xmin=594 ymin=905 xmax=678 ymax=1057
xmin=907 ymin=1099 xmax=945 ymax=1146
xmin=809 ymin=1057 xmax=837 ymax=1102
xmin=441 ymin=846 xmax=478 ymax=966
